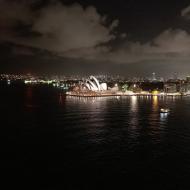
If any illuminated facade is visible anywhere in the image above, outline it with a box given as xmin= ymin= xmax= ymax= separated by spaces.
xmin=85 ymin=76 xmax=107 ymax=91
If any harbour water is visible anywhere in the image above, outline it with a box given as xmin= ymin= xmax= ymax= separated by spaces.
xmin=1 ymin=84 xmax=190 ymax=189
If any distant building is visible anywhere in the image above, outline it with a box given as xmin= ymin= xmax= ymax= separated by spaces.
xmin=128 ymin=84 xmax=142 ymax=93
xmin=164 ymin=83 xmax=177 ymax=93
xmin=173 ymin=73 xmax=178 ymax=81
xmin=186 ymin=76 xmax=190 ymax=83
xmin=186 ymin=84 xmax=190 ymax=94
xmin=179 ymin=83 xmax=190 ymax=94
xmin=109 ymin=83 xmax=119 ymax=92
xmin=152 ymin=72 xmax=156 ymax=81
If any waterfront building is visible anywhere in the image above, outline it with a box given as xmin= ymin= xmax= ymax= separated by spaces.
xmin=109 ymin=83 xmax=119 ymax=92
xmin=164 ymin=83 xmax=177 ymax=93
xmin=186 ymin=76 xmax=190 ymax=83
xmin=128 ymin=83 xmax=142 ymax=93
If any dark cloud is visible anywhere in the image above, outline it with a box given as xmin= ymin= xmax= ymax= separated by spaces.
xmin=0 ymin=0 xmax=118 ymax=55
xmin=0 ymin=0 xmax=35 ymax=39
xmin=1 ymin=0 xmax=190 ymax=76
xmin=31 ymin=2 xmax=118 ymax=52
xmin=181 ymin=5 xmax=190 ymax=19
xmin=107 ymin=29 xmax=190 ymax=63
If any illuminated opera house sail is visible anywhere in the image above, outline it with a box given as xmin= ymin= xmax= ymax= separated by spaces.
xmin=85 ymin=76 xmax=107 ymax=91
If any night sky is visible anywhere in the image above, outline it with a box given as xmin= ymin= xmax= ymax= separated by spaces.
xmin=1 ymin=0 xmax=190 ymax=77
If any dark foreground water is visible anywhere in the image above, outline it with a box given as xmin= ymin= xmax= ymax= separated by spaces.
xmin=1 ymin=84 xmax=190 ymax=189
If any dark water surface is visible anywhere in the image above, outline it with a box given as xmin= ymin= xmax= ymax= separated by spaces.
xmin=1 ymin=84 xmax=190 ymax=189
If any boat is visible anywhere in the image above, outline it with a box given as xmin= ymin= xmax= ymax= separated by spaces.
xmin=160 ymin=108 xmax=170 ymax=113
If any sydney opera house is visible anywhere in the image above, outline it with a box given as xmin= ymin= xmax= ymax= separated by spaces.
xmin=66 ymin=76 xmax=111 ymax=96
xmin=66 ymin=75 xmax=133 ymax=97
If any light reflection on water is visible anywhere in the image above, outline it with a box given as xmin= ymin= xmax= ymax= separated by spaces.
xmin=129 ymin=96 xmax=139 ymax=129
xmin=65 ymin=96 xmax=168 ymax=136
xmin=3 ymin=86 xmax=190 ymax=189
xmin=160 ymin=112 xmax=169 ymax=122
xmin=64 ymin=95 xmax=190 ymax=156
xmin=130 ymin=96 xmax=138 ymax=112
xmin=152 ymin=95 xmax=158 ymax=111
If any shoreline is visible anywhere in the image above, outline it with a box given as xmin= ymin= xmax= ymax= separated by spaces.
xmin=66 ymin=92 xmax=189 ymax=97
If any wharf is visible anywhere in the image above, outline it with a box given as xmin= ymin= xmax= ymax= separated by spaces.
xmin=66 ymin=91 xmax=185 ymax=97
